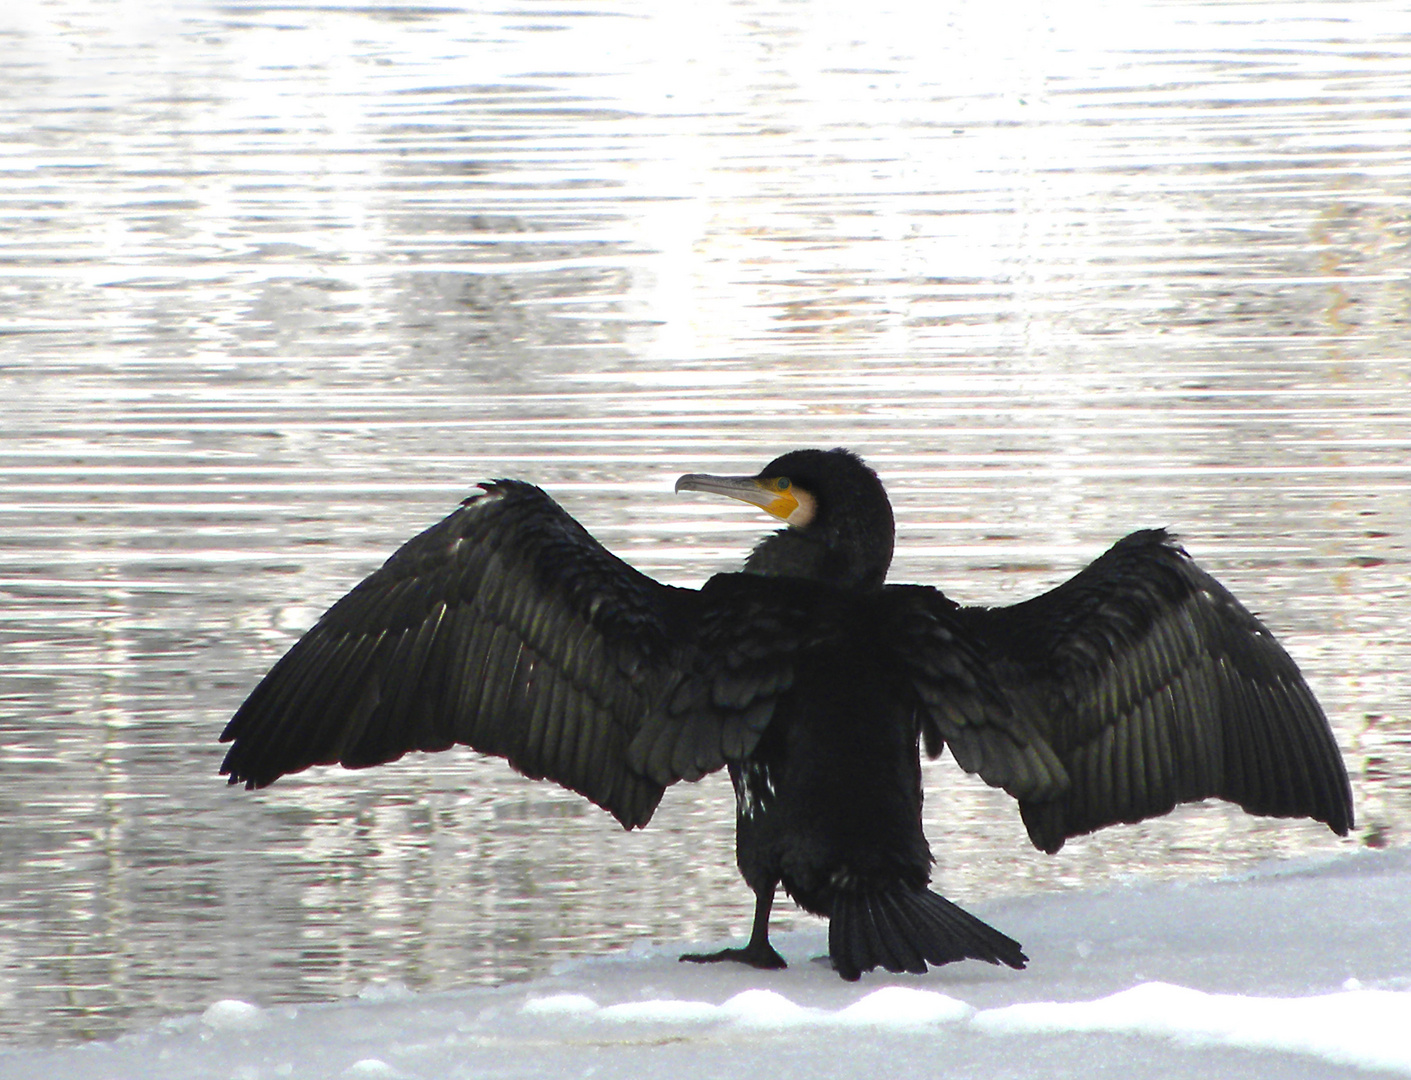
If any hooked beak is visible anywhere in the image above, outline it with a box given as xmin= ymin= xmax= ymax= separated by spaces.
xmin=675 ymin=472 xmax=804 ymax=524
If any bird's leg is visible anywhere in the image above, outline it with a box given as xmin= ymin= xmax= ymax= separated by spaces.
xmin=679 ymin=882 xmax=786 ymax=970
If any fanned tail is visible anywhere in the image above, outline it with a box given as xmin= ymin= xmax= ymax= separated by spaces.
xmin=828 ymin=887 xmax=1027 ymax=981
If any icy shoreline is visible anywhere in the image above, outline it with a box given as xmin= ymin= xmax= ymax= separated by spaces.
xmin=4 ymin=846 xmax=1407 ymax=1080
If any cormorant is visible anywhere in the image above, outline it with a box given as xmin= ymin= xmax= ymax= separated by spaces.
xmin=220 ymin=448 xmax=1353 ymax=981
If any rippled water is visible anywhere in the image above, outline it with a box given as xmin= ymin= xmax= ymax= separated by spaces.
xmin=2 ymin=0 xmax=1409 ymax=1047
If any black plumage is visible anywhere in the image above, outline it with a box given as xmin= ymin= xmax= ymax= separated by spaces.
xmin=220 ymin=447 xmax=1353 ymax=981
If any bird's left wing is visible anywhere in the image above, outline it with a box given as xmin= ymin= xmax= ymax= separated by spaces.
xmin=220 ymin=480 xmax=694 ymax=828
xmin=952 ymin=529 xmax=1354 ymax=853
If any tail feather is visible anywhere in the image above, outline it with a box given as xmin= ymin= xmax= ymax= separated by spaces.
xmin=829 ymin=887 xmax=1027 ymax=981
xmin=875 ymin=891 xmax=927 ymax=974
xmin=851 ymin=894 xmax=886 ymax=975
xmin=862 ymin=892 xmax=922 ymax=976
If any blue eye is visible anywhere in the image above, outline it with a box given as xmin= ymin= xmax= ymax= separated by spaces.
xmin=776 ymin=478 xmax=791 ymax=491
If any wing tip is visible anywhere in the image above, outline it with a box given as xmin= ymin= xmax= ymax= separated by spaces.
xmin=217 ymin=752 xmax=278 ymax=791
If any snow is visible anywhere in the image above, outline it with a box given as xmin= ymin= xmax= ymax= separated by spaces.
xmin=974 ymin=982 xmax=1411 ymax=1073
xmin=835 ymin=985 xmax=973 ymax=1027
xmin=201 ymin=1000 xmax=270 ymax=1033
xmin=3 ymin=846 xmax=1408 ymax=1080
xmin=542 ymin=986 xmax=967 ymax=1029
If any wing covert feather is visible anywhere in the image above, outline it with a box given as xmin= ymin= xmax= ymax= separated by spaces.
xmin=884 ymin=585 xmax=1069 ymax=803
xmin=625 ymin=574 xmax=828 ymax=786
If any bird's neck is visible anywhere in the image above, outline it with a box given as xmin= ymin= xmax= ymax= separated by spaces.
xmin=743 ymin=528 xmax=890 ymax=591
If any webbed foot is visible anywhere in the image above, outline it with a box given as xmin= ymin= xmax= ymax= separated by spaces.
xmin=679 ymin=943 xmax=787 ymax=970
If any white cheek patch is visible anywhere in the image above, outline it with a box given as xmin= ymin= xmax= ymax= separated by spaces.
xmin=785 ymin=488 xmax=817 ymax=527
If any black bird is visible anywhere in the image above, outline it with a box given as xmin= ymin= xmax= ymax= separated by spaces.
xmin=220 ymin=448 xmax=1353 ymax=981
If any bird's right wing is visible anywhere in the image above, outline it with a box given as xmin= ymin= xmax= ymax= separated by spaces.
xmin=952 ymin=530 xmax=1354 ymax=853
xmin=220 ymin=481 xmax=695 ymax=828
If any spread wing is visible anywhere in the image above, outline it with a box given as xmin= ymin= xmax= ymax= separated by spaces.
xmin=951 ymin=529 xmax=1354 ymax=853
xmin=221 ymin=480 xmax=702 ymax=828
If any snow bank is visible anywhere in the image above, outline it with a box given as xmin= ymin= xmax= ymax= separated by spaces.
xmin=974 ymin=981 xmax=1411 ymax=1074
xmin=520 ymin=979 xmax=1411 ymax=1074
xmin=1 ymin=846 xmax=1407 ymax=1080
xmin=525 ymin=985 xmax=971 ymax=1029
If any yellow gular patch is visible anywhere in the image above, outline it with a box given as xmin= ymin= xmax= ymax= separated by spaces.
xmin=759 ymin=479 xmax=816 ymax=527
xmin=761 ymin=487 xmax=800 ymax=521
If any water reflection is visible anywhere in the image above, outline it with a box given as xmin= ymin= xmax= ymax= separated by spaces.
xmin=1 ymin=0 xmax=1409 ymax=1048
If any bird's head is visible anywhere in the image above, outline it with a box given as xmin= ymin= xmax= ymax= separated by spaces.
xmin=676 ymin=448 xmax=894 ymax=589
